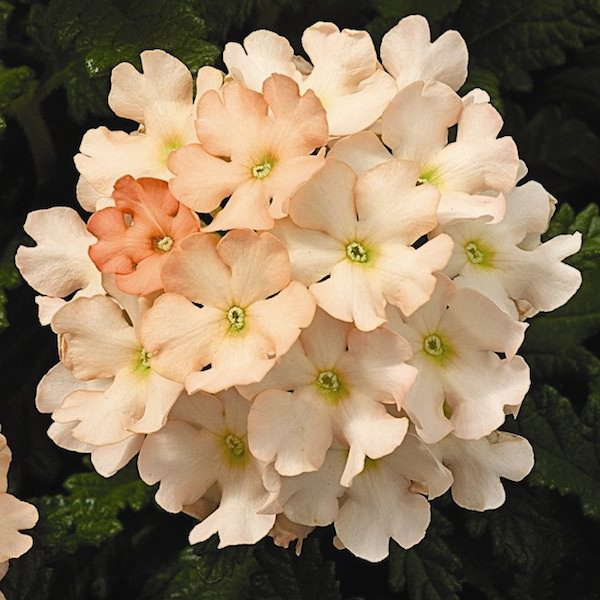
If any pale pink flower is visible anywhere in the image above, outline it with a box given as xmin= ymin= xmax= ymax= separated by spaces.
xmin=224 ymin=23 xmax=397 ymax=137
xmin=333 ymin=433 xmax=452 ymax=561
xmin=0 ymin=432 xmax=39 ymax=569
xmin=381 ymin=15 xmax=468 ymax=91
xmin=387 ymin=275 xmax=530 ymax=443
xmin=429 ymin=431 xmax=534 ymax=510
xmin=87 ymin=176 xmax=200 ymax=296
xmin=168 ymin=74 xmax=327 ymax=231
xmin=140 ymin=229 xmax=315 ymax=393
xmin=35 ymin=363 xmax=144 ymax=477
xmin=50 ymin=294 xmax=183 ymax=446
xmin=329 ymin=80 xmax=520 ymax=223
xmin=15 ymin=207 xmax=104 ymax=324
xmin=239 ymin=309 xmax=415 ymax=485
xmin=75 ymin=50 xmax=223 ymax=211
xmin=440 ymin=180 xmax=582 ymax=319
xmin=138 ymin=390 xmax=279 ymax=547
xmin=269 ymin=514 xmax=314 ymax=555
xmin=273 ymin=158 xmax=453 ymax=330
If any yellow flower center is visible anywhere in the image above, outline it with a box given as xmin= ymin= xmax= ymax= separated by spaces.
xmin=423 ymin=334 xmax=444 ymax=356
xmin=346 ymin=241 xmax=368 ymax=263
xmin=154 ymin=235 xmax=174 ymax=252
xmin=252 ymin=160 xmax=273 ymax=179
xmin=227 ymin=306 xmax=246 ymax=331
xmin=316 ymin=370 xmax=341 ymax=393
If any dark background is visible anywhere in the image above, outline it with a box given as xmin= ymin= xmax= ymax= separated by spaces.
xmin=1 ymin=1 xmax=600 ymax=598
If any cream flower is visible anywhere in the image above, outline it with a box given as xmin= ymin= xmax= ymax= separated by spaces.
xmin=381 ymin=15 xmax=468 ymax=91
xmin=440 ymin=180 xmax=583 ymax=319
xmin=273 ymin=158 xmax=453 ymax=330
xmin=140 ymin=230 xmax=316 ymax=393
xmin=224 ymin=23 xmax=397 ymax=137
xmin=138 ymin=390 xmax=279 ymax=547
xmin=387 ymin=275 xmax=530 ymax=443
xmin=0 ymin=431 xmax=39 ymax=578
xmin=75 ymin=50 xmax=223 ymax=211
xmin=239 ymin=309 xmax=416 ymax=485
xmin=429 ymin=431 xmax=534 ymax=510
xmin=15 ymin=207 xmax=104 ymax=325
xmin=330 ymin=80 xmax=520 ymax=223
xmin=168 ymin=73 xmax=327 ymax=231
xmin=50 ymin=294 xmax=183 ymax=446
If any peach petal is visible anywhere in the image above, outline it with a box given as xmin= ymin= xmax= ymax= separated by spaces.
xmin=140 ymin=293 xmax=227 ymax=383
xmin=0 ymin=494 xmax=39 ymax=562
xmin=248 ymin=389 xmax=332 ymax=475
xmin=381 ymin=15 xmax=468 ymax=91
xmin=161 ymin=233 xmax=232 ymax=309
xmin=91 ymin=434 xmax=144 ymax=477
xmin=328 ymin=131 xmax=392 ymax=177
xmin=15 ymin=207 xmax=101 ymax=298
xmin=168 ymin=144 xmax=248 ymax=214
xmin=217 ymin=230 xmax=290 ymax=307
xmin=109 ymin=50 xmax=192 ymax=124
xmin=51 ymin=296 xmax=138 ymax=380
xmin=382 ymin=80 xmax=462 ymax=163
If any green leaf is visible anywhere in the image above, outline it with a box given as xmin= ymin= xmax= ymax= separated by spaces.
xmin=507 ymin=386 xmax=600 ymax=520
xmin=254 ymin=536 xmax=342 ymax=600
xmin=0 ymin=548 xmax=54 ymax=600
xmin=0 ymin=64 xmax=35 ymax=131
xmin=454 ymin=0 xmax=600 ymax=92
xmin=368 ymin=0 xmax=461 ymax=41
xmin=33 ymin=463 xmax=154 ymax=555
xmin=0 ymin=242 xmax=21 ymax=331
xmin=388 ymin=509 xmax=463 ymax=600
xmin=27 ymin=0 xmax=219 ymax=122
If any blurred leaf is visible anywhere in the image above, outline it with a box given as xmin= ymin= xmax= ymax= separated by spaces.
xmin=0 ymin=547 xmax=54 ymax=600
xmin=0 ymin=1 xmax=14 ymax=48
xmin=507 ymin=386 xmax=600 ymax=520
xmin=388 ymin=510 xmax=462 ymax=600
xmin=0 ymin=64 xmax=35 ymax=132
xmin=0 ymin=242 xmax=21 ymax=330
xmin=254 ymin=536 xmax=342 ymax=600
xmin=33 ymin=463 xmax=154 ymax=555
xmin=454 ymin=0 xmax=600 ymax=92
xmin=27 ymin=0 xmax=219 ymax=121
xmin=368 ymin=0 xmax=461 ymax=40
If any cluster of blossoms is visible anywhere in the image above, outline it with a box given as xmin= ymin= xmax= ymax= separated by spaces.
xmin=13 ymin=15 xmax=582 ymax=562
xmin=0 ymin=431 xmax=38 ymax=596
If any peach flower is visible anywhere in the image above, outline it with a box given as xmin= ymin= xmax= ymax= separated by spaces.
xmin=169 ymin=73 xmax=328 ymax=231
xmin=87 ymin=176 xmax=200 ymax=296
xmin=140 ymin=230 xmax=316 ymax=393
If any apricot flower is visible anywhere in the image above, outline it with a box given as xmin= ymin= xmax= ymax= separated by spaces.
xmin=140 ymin=230 xmax=316 ymax=393
xmin=87 ymin=176 xmax=200 ymax=296
xmin=169 ymin=74 xmax=328 ymax=231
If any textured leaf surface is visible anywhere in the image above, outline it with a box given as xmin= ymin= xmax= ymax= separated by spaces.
xmin=455 ymin=0 xmax=600 ymax=91
xmin=27 ymin=0 xmax=219 ymax=121
xmin=508 ymin=386 xmax=600 ymax=519
xmin=33 ymin=463 xmax=154 ymax=554
xmin=388 ymin=510 xmax=462 ymax=600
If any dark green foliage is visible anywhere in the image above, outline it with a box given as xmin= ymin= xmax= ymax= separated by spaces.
xmin=389 ymin=510 xmax=463 ymax=600
xmin=27 ymin=0 xmax=219 ymax=122
xmin=1 ymin=0 xmax=600 ymax=598
xmin=33 ymin=464 xmax=154 ymax=554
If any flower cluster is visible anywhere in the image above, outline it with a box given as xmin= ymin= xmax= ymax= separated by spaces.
xmin=16 ymin=15 xmax=582 ymax=561
xmin=0 ymin=431 xmax=38 ymax=595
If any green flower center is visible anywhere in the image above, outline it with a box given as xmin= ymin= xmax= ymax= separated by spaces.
xmin=465 ymin=241 xmax=485 ymax=264
xmin=423 ymin=334 xmax=444 ymax=356
xmin=225 ymin=434 xmax=245 ymax=458
xmin=346 ymin=241 xmax=368 ymax=263
xmin=316 ymin=370 xmax=341 ymax=393
xmin=252 ymin=160 xmax=273 ymax=179
xmin=227 ymin=306 xmax=246 ymax=331
xmin=136 ymin=347 xmax=152 ymax=374
xmin=154 ymin=235 xmax=174 ymax=252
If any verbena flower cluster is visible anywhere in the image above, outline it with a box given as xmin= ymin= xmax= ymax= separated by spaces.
xmin=13 ymin=15 xmax=582 ymax=562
